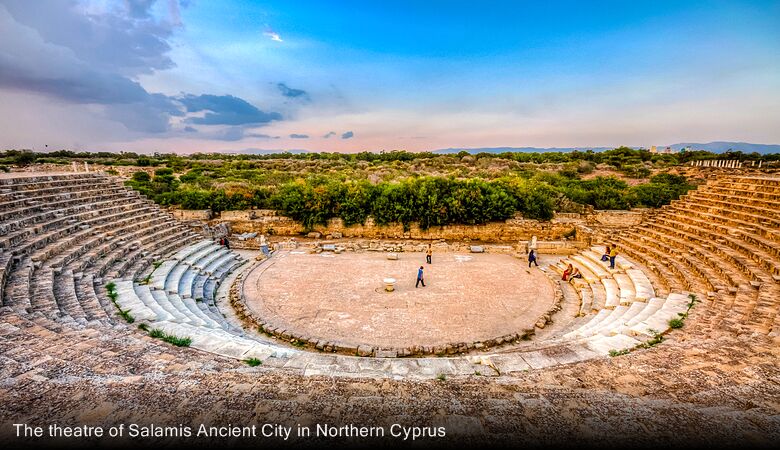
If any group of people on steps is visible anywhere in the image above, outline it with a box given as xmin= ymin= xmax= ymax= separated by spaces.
xmin=562 ymin=244 xmax=619 ymax=282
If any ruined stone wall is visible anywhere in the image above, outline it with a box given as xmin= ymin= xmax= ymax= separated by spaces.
xmin=587 ymin=209 xmax=646 ymax=228
xmin=208 ymin=213 xmax=577 ymax=242
xmin=171 ymin=209 xmax=212 ymax=221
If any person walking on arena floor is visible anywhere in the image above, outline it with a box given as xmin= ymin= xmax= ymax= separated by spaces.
xmin=609 ymin=245 xmax=618 ymax=270
xmin=426 ymin=244 xmax=432 ymax=264
xmin=416 ymin=266 xmax=426 ymax=288
xmin=528 ymin=249 xmax=539 ymax=268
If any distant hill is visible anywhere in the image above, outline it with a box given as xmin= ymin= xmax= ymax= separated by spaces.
xmin=433 ymin=142 xmax=780 ymax=155
xmin=665 ymin=142 xmax=780 ymax=154
xmin=432 ymin=147 xmax=615 ymax=154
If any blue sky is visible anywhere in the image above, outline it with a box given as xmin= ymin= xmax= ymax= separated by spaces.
xmin=0 ymin=0 xmax=778 ymax=152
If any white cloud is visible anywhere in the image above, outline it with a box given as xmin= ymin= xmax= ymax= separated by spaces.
xmin=263 ymin=30 xmax=282 ymax=42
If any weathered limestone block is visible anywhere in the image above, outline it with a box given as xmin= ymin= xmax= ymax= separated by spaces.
xmin=356 ymin=345 xmax=374 ymax=357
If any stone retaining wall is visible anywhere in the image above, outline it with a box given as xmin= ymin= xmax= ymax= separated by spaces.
xmin=201 ymin=212 xmax=578 ymax=243
xmin=587 ymin=209 xmax=646 ymax=228
xmin=171 ymin=209 xmax=212 ymax=221
xmin=230 ymin=238 xmax=584 ymax=255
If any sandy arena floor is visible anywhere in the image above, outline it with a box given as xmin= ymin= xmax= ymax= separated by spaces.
xmin=242 ymin=251 xmax=556 ymax=349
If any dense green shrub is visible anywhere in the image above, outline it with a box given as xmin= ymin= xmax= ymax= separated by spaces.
xmin=94 ymin=146 xmax=711 ymax=227
xmin=627 ymin=173 xmax=694 ymax=208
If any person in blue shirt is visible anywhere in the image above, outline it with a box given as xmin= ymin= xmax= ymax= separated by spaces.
xmin=528 ymin=249 xmax=539 ymax=268
xmin=415 ymin=266 xmax=426 ymax=288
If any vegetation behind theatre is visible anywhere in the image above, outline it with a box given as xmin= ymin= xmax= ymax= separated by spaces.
xmin=3 ymin=147 xmax=774 ymax=229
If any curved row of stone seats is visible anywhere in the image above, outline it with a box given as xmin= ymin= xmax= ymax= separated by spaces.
xmin=0 ymin=186 xmax=132 ymax=224
xmin=117 ymin=240 xmax=247 ymax=337
xmin=615 ymin=231 xmax=709 ymax=295
xmin=548 ymin=247 xmax=654 ymax=315
xmin=14 ymin=203 xmax=184 ymax=320
xmin=148 ymin=320 xmax=291 ymax=360
xmin=683 ymin=191 xmax=780 ymax=231
xmin=151 ymin=240 xmax=214 ymax=291
xmin=614 ymin=175 xmax=780 ymax=336
xmin=0 ymin=175 xmax=134 ymax=219
xmin=71 ymin=221 xmax=203 ymax=319
xmin=0 ymin=193 xmax=151 ymax=253
xmin=543 ymin=245 xmax=682 ymax=353
xmin=559 ymin=293 xmax=690 ymax=340
xmin=1 ymin=173 xmax=206 ymax=330
xmin=0 ymin=174 xmax=116 ymax=205
xmin=120 ymin=229 xmax=203 ymax=283
xmin=659 ymin=209 xmax=780 ymax=279
xmin=631 ymin=223 xmax=742 ymax=289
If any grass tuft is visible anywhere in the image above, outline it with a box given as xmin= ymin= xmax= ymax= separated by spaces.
xmin=148 ymin=328 xmax=165 ymax=339
xmin=162 ymin=334 xmax=192 ymax=347
xmin=105 ymin=282 xmax=133 ymax=323
xmin=147 ymin=328 xmax=191 ymax=347
xmin=245 ymin=358 xmax=262 ymax=367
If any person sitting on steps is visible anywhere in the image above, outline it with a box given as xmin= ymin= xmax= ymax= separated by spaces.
xmin=562 ymin=263 xmax=573 ymax=281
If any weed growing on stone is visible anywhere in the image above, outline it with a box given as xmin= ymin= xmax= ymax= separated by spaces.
xmin=668 ymin=294 xmax=698 ymax=330
xmin=609 ymin=349 xmax=631 ymax=357
xmin=162 ymin=334 xmax=192 ymax=347
xmin=147 ymin=328 xmax=192 ymax=347
xmin=105 ymin=282 xmax=134 ymax=323
xmin=638 ymin=330 xmax=664 ymax=348
xmin=148 ymin=328 xmax=165 ymax=339
xmin=436 ymin=374 xmax=447 ymax=382
xmin=257 ymin=326 xmax=274 ymax=338
xmin=245 ymin=358 xmax=262 ymax=367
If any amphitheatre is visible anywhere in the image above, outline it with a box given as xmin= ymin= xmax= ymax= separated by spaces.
xmin=0 ymin=153 xmax=779 ymax=447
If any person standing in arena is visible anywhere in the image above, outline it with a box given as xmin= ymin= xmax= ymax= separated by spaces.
xmin=416 ymin=266 xmax=426 ymax=288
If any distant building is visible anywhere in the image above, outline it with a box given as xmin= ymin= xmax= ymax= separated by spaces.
xmin=650 ymin=146 xmax=675 ymax=155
